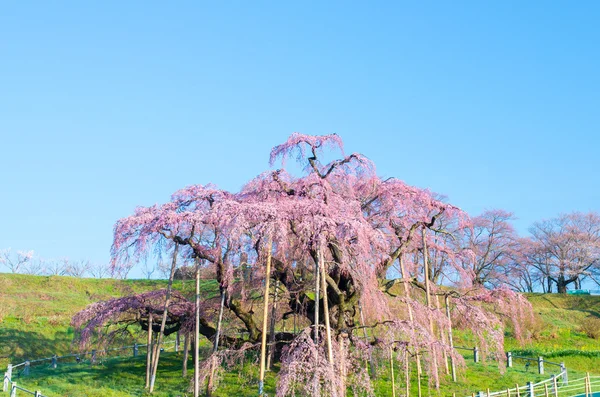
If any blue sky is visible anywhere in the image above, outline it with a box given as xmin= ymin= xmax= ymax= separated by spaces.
xmin=1 ymin=2 xmax=599 ymax=275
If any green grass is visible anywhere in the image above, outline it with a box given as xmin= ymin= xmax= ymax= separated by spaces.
xmin=2 ymin=274 xmax=600 ymax=396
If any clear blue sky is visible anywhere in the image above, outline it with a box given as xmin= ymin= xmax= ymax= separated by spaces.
xmin=1 ymin=2 xmax=599 ymax=275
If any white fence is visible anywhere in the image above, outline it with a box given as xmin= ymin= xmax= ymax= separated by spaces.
xmin=466 ymin=350 xmax=600 ymax=397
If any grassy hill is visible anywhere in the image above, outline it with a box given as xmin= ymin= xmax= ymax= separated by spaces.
xmin=1 ymin=273 xmax=599 ymax=396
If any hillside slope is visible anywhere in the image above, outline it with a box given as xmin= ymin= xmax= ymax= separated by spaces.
xmin=1 ymin=273 xmax=600 ymax=396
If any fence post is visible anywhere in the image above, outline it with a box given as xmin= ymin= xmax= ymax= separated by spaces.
xmin=51 ymin=355 xmax=57 ymax=369
xmin=3 ymin=364 xmax=11 ymax=392
xmin=527 ymin=381 xmax=534 ymax=397
xmin=133 ymin=343 xmax=138 ymax=358
xmin=91 ymin=350 xmax=96 ymax=365
xmin=507 ymin=351 xmax=513 ymax=368
xmin=551 ymin=375 xmax=558 ymax=397
xmin=560 ymin=362 xmax=567 ymax=386
xmin=538 ymin=356 xmax=544 ymax=375
xmin=35 ymin=391 xmax=42 ymax=397
xmin=24 ymin=361 xmax=30 ymax=376
xmin=477 ymin=391 xmax=484 ymax=397
xmin=10 ymin=381 xmax=16 ymax=397
xmin=473 ymin=346 xmax=480 ymax=363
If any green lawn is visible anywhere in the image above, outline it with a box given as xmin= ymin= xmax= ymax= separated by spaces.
xmin=2 ymin=274 xmax=600 ymax=396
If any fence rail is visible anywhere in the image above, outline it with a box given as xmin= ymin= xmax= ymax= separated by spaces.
xmin=467 ymin=349 xmax=600 ymax=397
xmin=3 ymin=341 xmax=177 ymax=397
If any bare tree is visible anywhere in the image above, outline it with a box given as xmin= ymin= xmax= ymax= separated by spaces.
xmin=0 ymin=248 xmax=34 ymax=273
xmin=142 ymin=260 xmax=157 ymax=279
xmin=63 ymin=259 xmax=90 ymax=278
xmin=89 ymin=262 xmax=111 ymax=278
xmin=22 ymin=258 xmax=46 ymax=275
xmin=44 ymin=259 xmax=68 ymax=276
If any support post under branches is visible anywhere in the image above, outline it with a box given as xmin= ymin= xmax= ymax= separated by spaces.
xmin=259 ymin=240 xmax=273 ymax=396
xmin=149 ymin=242 xmax=179 ymax=393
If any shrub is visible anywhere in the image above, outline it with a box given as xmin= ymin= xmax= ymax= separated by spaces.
xmin=580 ymin=316 xmax=600 ymax=339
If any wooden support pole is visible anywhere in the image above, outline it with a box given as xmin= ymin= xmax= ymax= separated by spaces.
xmin=445 ymin=295 xmax=457 ymax=382
xmin=399 ymin=254 xmax=422 ymax=394
xmin=314 ymin=253 xmax=320 ymax=344
xmin=390 ymin=345 xmax=396 ymax=397
xmin=435 ymin=294 xmax=449 ymax=375
xmin=149 ymin=243 xmax=180 ymax=393
xmin=258 ymin=240 xmax=273 ymax=396
xmin=182 ymin=331 xmax=189 ymax=377
xmin=319 ymin=249 xmax=334 ymax=364
xmin=422 ymin=229 xmax=439 ymax=386
xmin=195 ymin=258 xmax=201 ymax=397
xmin=404 ymin=350 xmax=410 ymax=397
xmin=267 ymin=280 xmax=280 ymax=370
xmin=339 ymin=333 xmax=347 ymax=397
xmin=586 ymin=372 xmax=591 ymax=397
xmin=146 ymin=312 xmax=153 ymax=388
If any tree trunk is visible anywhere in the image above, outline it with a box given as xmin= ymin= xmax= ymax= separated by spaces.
xmin=149 ymin=243 xmax=179 ymax=393
xmin=557 ymin=275 xmax=568 ymax=294
xmin=258 ymin=240 xmax=273 ymax=396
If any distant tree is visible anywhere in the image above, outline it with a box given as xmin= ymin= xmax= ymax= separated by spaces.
xmin=527 ymin=212 xmax=600 ymax=293
xmin=0 ymin=248 xmax=34 ymax=273
xmin=45 ymin=259 xmax=68 ymax=276
xmin=21 ymin=258 xmax=45 ymax=275
xmin=88 ymin=262 xmax=111 ymax=278
xmin=459 ymin=210 xmax=519 ymax=287
xmin=63 ymin=259 xmax=90 ymax=278
xmin=141 ymin=260 xmax=158 ymax=280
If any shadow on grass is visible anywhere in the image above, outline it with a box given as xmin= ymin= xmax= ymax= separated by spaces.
xmin=0 ymin=327 xmax=73 ymax=366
